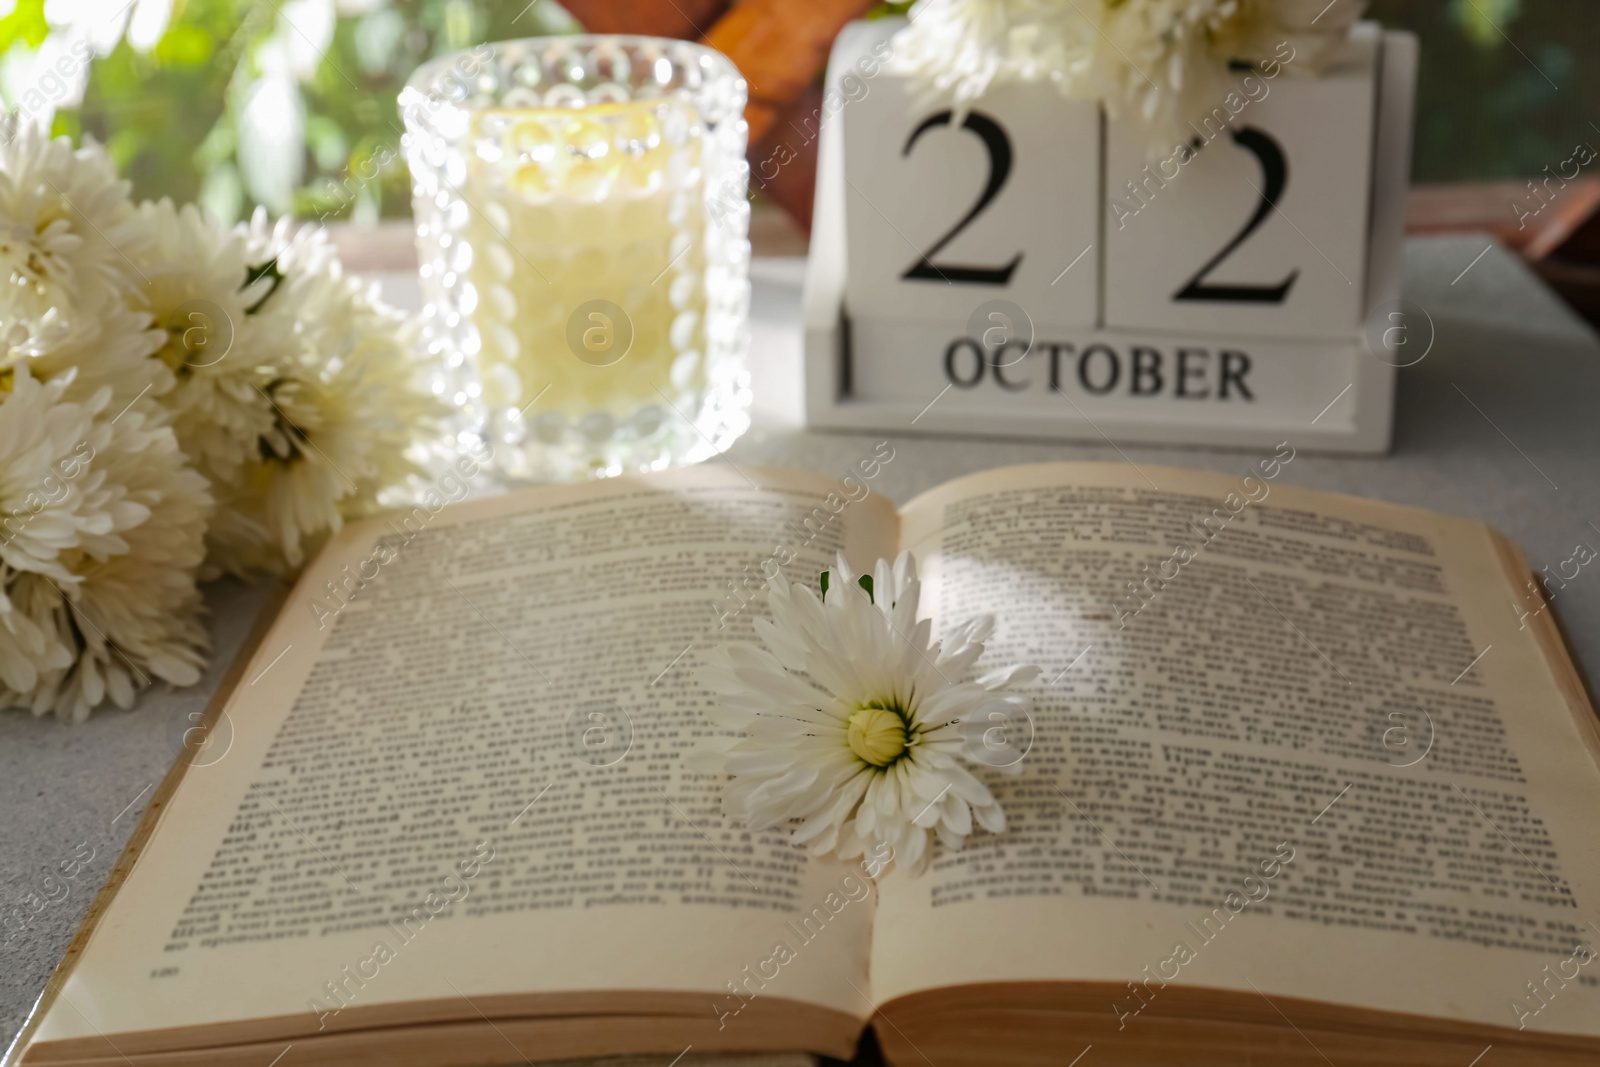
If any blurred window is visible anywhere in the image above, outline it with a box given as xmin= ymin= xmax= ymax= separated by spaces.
xmin=1367 ymin=0 xmax=1600 ymax=183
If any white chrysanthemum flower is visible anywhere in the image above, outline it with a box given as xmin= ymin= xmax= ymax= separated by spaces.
xmin=0 ymin=127 xmax=148 ymax=330
xmin=889 ymin=0 xmax=1098 ymax=109
xmin=198 ymin=212 xmax=440 ymax=576
xmin=890 ymin=0 xmax=1365 ymax=148
xmin=128 ymin=199 xmax=293 ymax=488
xmin=3 ymin=305 xmax=171 ymax=410
xmin=1215 ymin=0 xmax=1368 ymax=79
xmin=0 ymin=368 xmax=211 ymax=723
xmin=698 ymin=551 xmax=1039 ymax=875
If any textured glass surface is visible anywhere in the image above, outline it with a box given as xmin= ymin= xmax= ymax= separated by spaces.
xmin=402 ymin=36 xmax=752 ymax=482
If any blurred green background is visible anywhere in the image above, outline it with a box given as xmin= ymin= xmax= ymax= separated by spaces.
xmin=1 ymin=0 xmax=1590 ymax=224
xmin=0 ymin=0 xmax=578 ymax=223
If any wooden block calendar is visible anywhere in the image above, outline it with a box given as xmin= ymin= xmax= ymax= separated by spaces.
xmin=803 ymin=18 xmax=1418 ymax=452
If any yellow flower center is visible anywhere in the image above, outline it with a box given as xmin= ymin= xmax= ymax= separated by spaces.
xmin=847 ymin=701 xmax=910 ymax=768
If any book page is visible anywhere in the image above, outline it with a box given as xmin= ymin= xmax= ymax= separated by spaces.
xmin=32 ymin=461 xmax=899 ymax=1053
xmin=874 ymin=461 xmax=1600 ymax=1037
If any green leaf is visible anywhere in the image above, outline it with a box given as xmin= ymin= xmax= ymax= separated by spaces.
xmin=155 ymin=24 xmax=213 ymax=67
xmin=243 ymin=258 xmax=284 ymax=314
xmin=0 ymin=0 xmax=50 ymax=55
xmin=817 ymin=570 xmax=875 ymax=602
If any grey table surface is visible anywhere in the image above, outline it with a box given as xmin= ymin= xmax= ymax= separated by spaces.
xmin=3 ymin=234 xmax=1598 ymax=1055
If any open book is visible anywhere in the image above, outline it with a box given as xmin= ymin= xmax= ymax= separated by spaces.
xmin=10 ymin=457 xmax=1600 ymax=1067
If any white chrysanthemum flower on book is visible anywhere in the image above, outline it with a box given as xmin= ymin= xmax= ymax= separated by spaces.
xmin=195 ymin=212 xmax=441 ymax=576
xmin=0 ymin=369 xmax=210 ymax=723
xmin=0 ymin=125 xmax=148 ymax=329
xmin=698 ymin=551 xmax=1039 ymax=875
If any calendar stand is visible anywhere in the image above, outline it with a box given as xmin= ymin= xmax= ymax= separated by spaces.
xmin=802 ymin=19 xmax=1418 ymax=453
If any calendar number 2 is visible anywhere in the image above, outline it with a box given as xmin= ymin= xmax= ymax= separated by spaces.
xmin=1172 ymin=127 xmax=1299 ymax=305
xmin=901 ymin=110 xmax=1024 ymax=286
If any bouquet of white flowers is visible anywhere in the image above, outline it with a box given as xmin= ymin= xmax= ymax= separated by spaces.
xmin=0 ymin=127 xmax=442 ymax=722
xmin=889 ymin=0 xmax=1366 ymax=145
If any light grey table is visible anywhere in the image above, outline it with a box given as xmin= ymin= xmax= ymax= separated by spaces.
xmin=3 ymin=234 xmax=1598 ymax=1055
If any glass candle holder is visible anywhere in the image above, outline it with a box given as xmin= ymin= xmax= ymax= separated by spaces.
xmin=401 ymin=36 xmax=752 ymax=482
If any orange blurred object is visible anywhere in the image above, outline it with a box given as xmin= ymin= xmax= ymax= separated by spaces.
xmin=562 ymin=0 xmax=874 ymax=235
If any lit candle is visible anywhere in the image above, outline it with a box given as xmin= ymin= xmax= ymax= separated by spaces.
xmin=404 ymin=37 xmax=750 ymax=481
xmin=465 ymin=98 xmax=706 ymax=422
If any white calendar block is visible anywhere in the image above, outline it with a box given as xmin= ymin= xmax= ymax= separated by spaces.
xmin=1103 ymin=27 xmax=1380 ymax=340
xmin=841 ymin=26 xmax=1100 ymax=328
xmin=844 ymin=314 xmax=1369 ymax=440
xmin=804 ymin=19 xmax=1417 ymax=454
